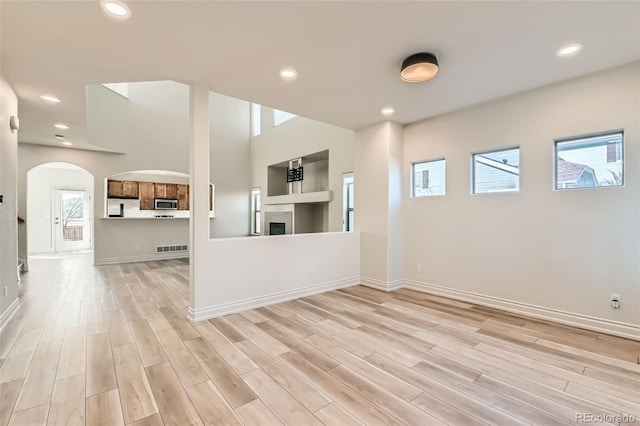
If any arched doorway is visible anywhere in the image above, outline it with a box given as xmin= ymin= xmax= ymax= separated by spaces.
xmin=27 ymin=162 xmax=94 ymax=255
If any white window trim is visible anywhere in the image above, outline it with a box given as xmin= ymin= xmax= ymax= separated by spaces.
xmin=471 ymin=146 xmax=520 ymax=195
xmin=553 ymin=129 xmax=624 ymax=191
xmin=250 ymin=187 xmax=261 ymax=235
xmin=251 ymin=103 xmax=261 ymax=137
xmin=411 ymin=158 xmax=446 ymax=198
xmin=342 ymin=173 xmax=354 ymax=232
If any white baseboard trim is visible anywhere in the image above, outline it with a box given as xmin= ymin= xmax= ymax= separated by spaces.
xmin=189 ymin=277 xmax=360 ymax=322
xmin=360 ymin=276 xmax=404 ymax=292
xmin=0 ymin=298 xmax=20 ymax=333
xmin=404 ymin=280 xmax=640 ymax=341
xmin=94 ymin=253 xmax=189 ymax=266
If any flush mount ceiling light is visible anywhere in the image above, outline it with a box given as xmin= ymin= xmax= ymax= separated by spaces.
xmin=279 ymin=67 xmax=298 ymax=81
xmin=381 ymin=107 xmax=395 ymax=116
xmin=54 ymin=123 xmax=70 ymax=130
xmin=62 ymin=141 xmax=73 ymax=146
xmin=400 ymin=52 xmax=439 ymax=83
xmin=556 ymin=43 xmax=583 ymax=57
xmin=100 ymin=0 xmax=131 ymax=18
xmin=40 ymin=94 xmax=62 ymax=103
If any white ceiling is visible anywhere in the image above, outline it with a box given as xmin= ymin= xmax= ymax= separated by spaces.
xmin=2 ymin=1 xmax=639 ymax=150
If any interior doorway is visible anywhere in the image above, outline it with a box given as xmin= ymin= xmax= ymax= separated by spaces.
xmin=27 ymin=162 xmax=94 ymax=255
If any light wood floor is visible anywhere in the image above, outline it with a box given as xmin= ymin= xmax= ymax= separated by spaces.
xmin=1 ymin=256 xmax=639 ymax=426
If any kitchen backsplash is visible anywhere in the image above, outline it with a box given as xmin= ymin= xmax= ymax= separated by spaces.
xmin=106 ymin=198 xmax=190 ymax=218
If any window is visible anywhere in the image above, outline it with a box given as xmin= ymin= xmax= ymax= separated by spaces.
xmin=473 ymin=147 xmax=520 ymax=194
xmin=101 ymin=82 xmax=128 ymax=98
xmin=412 ymin=159 xmax=445 ymax=197
xmin=343 ymin=174 xmax=354 ymax=232
xmin=273 ymin=109 xmax=297 ymax=126
xmin=251 ymin=188 xmax=261 ymax=234
xmin=251 ymin=103 xmax=261 ymax=137
xmin=555 ymin=131 xmax=623 ymax=189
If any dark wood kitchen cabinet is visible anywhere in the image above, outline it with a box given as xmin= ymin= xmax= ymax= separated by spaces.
xmin=154 ymin=183 xmax=178 ymax=199
xmin=107 ymin=180 xmax=138 ymax=199
xmin=177 ymin=184 xmax=189 ymax=210
xmin=139 ymin=182 xmax=155 ymax=210
xmin=123 ymin=181 xmax=138 ymax=198
xmin=107 ymin=180 xmax=123 ymax=198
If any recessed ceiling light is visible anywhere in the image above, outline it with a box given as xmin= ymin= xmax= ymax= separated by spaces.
xmin=55 ymin=134 xmax=65 ymax=139
xmin=100 ymin=0 xmax=131 ymax=18
xmin=381 ymin=107 xmax=395 ymax=116
xmin=54 ymin=123 xmax=70 ymax=130
xmin=279 ymin=67 xmax=298 ymax=81
xmin=62 ymin=141 xmax=73 ymax=146
xmin=40 ymin=94 xmax=62 ymax=103
xmin=556 ymin=43 xmax=583 ymax=57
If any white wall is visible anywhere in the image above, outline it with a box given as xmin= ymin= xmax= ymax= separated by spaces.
xmin=403 ymin=63 xmax=639 ymax=334
xmin=95 ymin=219 xmax=189 ymax=264
xmin=189 ymin=88 xmax=361 ymax=324
xmin=190 ymin=232 xmax=360 ymax=320
xmin=86 ymin=84 xmax=127 ymax=152
xmin=18 ymin=81 xmax=191 ymax=265
xmin=209 ymin=92 xmax=251 ymax=238
xmin=0 ymin=73 xmax=19 ymax=325
xmin=19 ymin=83 xmax=252 ymax=263
xmin=251 ymin=108 xmax=354 ymax=232
xmin=27 ymin=165 xmax=93 ymax=253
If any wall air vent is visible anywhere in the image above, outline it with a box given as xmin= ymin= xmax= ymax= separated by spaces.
xmin=156 ymin=244 xmax=188 ymax=253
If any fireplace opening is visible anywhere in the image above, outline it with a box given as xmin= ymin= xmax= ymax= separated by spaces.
xmin=269 ymin=222 xmax=286 ymax=235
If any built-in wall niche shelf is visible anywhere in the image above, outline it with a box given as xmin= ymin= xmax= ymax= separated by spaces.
xmin=264 ymin=190 xmax=332 ymax=205
xmin=263 ymin=150 xmax=331 ymax=234
xmin=267 ymin=150 xmax=329 ymax=197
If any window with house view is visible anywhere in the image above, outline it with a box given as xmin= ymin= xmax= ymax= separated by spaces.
xmin=413 ymin=159 xmax=446 ymax=197
xmin=251 ymin=188 xmax=261 ymax=234
xmin=473 ymin=147 xmax=520 ymax=194
xmin=555 ymin=131 xmax=623 ymax=189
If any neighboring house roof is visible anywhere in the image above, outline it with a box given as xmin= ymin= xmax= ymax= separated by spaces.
xmin=557 ymin=159 xmax=594 ymax=184
xmin=475 ymin=155 xmax=519 ymax=175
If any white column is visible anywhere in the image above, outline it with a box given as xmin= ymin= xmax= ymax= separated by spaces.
xmin=386 ymin=121 xmax=404 ymax=284
xmin=353 ymin=121 xmax=404 ymax=290
xmin=189 ymin=82 xmax=210 ymax=320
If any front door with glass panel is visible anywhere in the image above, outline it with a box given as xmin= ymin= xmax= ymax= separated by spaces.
xmin=53 ymin=189 xmax=91 ymax=252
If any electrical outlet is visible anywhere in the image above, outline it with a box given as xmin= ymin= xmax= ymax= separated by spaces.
xmin=309 ymin=267 xmax=314 ymax=277
xmin=611 ymin=293 xmax=621 ymax=309
xmin=133 ymin=245 xmax=139 ymax=251
xmin=416 ymin=264 xmax=422 ymax=273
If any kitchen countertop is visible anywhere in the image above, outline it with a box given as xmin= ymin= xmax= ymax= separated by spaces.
xmin=100 ymin=217 xmax=190 ymax=220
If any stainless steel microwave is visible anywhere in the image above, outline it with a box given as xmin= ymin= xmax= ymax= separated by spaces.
xmin=155 ymin=199 xmax=178 ymax=210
